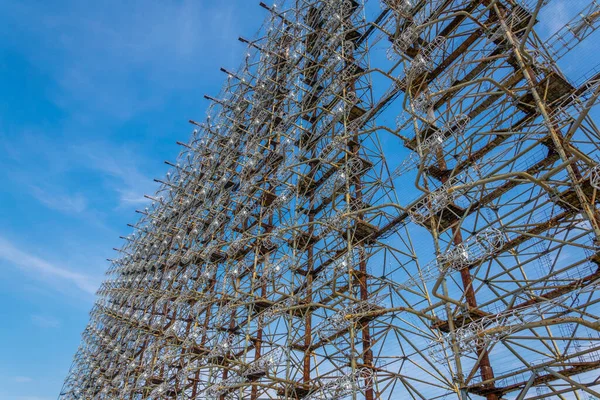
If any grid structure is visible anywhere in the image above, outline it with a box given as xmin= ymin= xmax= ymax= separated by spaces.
xmin=60 ymin=0 xmax=600 ymax=399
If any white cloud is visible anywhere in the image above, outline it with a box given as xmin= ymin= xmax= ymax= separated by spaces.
xmin=540 ymin=0 xmax=569 ymax=35
xmin=31 ymin=315 xmax=61 ymax=329
xmin=71 ymin=141 xmax=156 ymax=208
xmin=14 ymin=397 xmax=52 ymax=400
xmin=539 ymin=0 xmax=593 ymax=36
xmin=2 ymin=132 xmax=157 ymax=213
xmin=13 ymin=376 xmax=33 ymax=383
xmin=0 ymin=236 xmax=100 ymax=294
xmin=29 ymin=186 xmax=87 ymax=214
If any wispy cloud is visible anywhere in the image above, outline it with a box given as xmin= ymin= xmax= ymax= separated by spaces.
xmin=540 ymin=0 xmax=569 ymax=35
xmin=539 ymin=0 xmax=593 ymax=36
xmin=13 ymin=376 xmax=33 ymax=383
xmin=31 ymin=315 xmax=61 ymax=329
xmin=1 ymin=132 xmax=157 ymax=213
xmin=29 ymin=185 xmax=87 ymax=214
xmin=15 ymin=397 xmax=52 ymax=400
xmin=0 ymin=236 xmax=100 ymax=294
xmin=71 ymin=141 xmax=156 ymax=208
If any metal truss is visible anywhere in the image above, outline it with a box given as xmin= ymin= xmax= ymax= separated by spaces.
xmin=60 ymin=0 xmax=600 ymax=399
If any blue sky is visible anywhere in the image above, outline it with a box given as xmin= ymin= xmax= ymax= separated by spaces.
xmin=0 ymin=1 xmax=261 ymax=399
xmin=0 ymin=1 xmax=598 ymax=399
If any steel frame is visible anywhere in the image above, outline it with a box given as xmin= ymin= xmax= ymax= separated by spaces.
xmin=60 ymin=0 xmax=600 ymax=399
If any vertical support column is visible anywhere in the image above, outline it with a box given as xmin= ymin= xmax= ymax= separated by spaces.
xmin=347 ymin=4 xmax=374 ymax=397
xmin=433 ymin=134 xmax=498 ymax=399
xmin=303 ymin=137 xmax=318 ymax=386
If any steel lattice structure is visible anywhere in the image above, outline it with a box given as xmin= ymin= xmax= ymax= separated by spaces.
xmin=60 ymin=0 xmax=600 ymax=399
